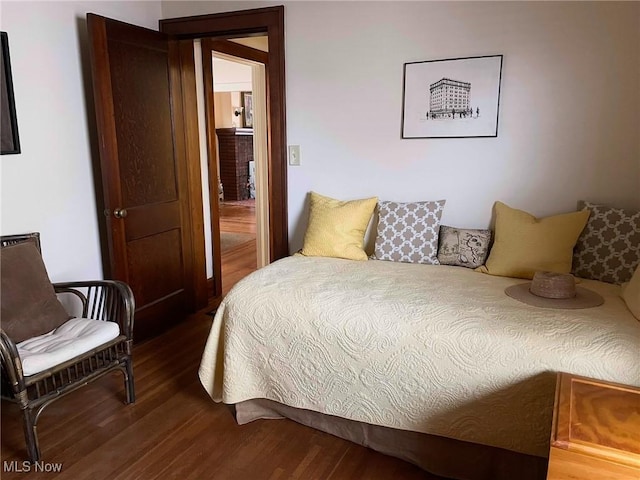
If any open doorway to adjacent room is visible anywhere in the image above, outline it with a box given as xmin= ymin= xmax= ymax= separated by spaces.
xmin=159 ymin=6 xmax=288 ymax=313
xmin=197 ymin=36 xmax=270 ymax=298
xmin=213 ymin=54 xmax=257 ymax=295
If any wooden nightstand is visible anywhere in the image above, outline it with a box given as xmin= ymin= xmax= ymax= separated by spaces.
xmin=546 ymin=372 xmax=640 ymax=480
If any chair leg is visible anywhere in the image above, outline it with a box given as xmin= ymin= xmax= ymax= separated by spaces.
xmin=124 ymin=357 xmax=136 ymax=404
xmin=21 ymin=407 xmax=40 ymax=463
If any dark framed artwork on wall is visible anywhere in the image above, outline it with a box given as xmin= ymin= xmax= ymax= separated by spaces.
xmin=401 ymin=54 xmax=503 ymax=139
xmin=1 ymin=32 xmax=20 ymax=155
xmin=241 ymin=91 xmax=253 ymax=128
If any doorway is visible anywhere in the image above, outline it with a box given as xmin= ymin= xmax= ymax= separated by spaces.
xmin=207 ymin=48 xmax=264 ymax=296
xmin=161 ymin=6 xmax=288 ymax=307
xmin=198 ymin=38 xmax=270 ymax=299
xmin=86 ymin=7 xmax=287 ymax=339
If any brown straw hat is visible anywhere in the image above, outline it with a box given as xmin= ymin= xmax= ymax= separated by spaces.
xmin=505 ymin=271 xmax=604 ymax=309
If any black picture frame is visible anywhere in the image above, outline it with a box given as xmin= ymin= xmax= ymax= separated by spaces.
xmin=1 ymin=31 xmax=20 ymax=155
xmin=401 ymin=54 xmax=503 ymax=139
xmin=241 ymin=91 xmax=253 ymax=128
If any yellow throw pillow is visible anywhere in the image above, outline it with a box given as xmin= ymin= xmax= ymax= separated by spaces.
xmin=301 ymin=192 xmax=378 ymax=261
xmin=622 ymin=265 xmax=640 ymax=320
xmin=477 ymin=201 xmax=589 ymax=279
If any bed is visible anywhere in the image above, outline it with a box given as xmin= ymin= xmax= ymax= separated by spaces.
xmin=199 ymin=254 xmax=640 ymax=479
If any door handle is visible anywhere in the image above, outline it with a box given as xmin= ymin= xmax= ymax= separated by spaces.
xmin=113 ymin=208 xmax=128 ymax=219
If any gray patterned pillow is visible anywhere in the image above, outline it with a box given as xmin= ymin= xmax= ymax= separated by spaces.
xmin=374 ymin=200 xmax=445 ymax=264
xmin=572 ymin=201 xmax=640 ymax=284
xmin=437 ymin=226 xmax=492 ymax=268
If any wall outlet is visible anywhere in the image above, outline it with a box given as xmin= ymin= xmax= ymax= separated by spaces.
xmin=288 ymin=145 xmax=301 ymax=166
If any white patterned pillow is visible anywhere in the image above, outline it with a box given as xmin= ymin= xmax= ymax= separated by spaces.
xmin=572 ymin=201 xmax=640 ymax=284
xmin=374 ymin=200 xmax=446 ymax=264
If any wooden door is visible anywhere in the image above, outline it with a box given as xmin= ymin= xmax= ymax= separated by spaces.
xmin=87 ymin=14 xmax=196 ymax=341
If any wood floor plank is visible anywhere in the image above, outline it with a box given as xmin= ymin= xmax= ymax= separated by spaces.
xmin=218 ymin=198 xmax=257 ymax=297
xmin=219 ymin=200 xmax=256 ymax=234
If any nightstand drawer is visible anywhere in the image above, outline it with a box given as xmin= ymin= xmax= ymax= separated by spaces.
xmin=548 ymin=445 xmax=639 ymax=480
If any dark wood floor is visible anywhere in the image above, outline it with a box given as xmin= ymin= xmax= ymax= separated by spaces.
xmin=219 ymin=199 xmax=258 ymax=296
xmin=0 ymin=316 xmax=444 ymax=480
xmin=1 ymin=199 xmax=447 ymax=479
xmin=220 ymin=199 xmax=256 ymax=235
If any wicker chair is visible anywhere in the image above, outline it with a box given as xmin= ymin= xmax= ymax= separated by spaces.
xmin=0 ymin=232 xmax=135 ymax=462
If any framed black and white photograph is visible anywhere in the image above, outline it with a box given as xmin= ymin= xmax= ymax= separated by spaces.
xmin=401 ymin=55 xmax=503 ymax=139
xmin=1 ymin=31 xmax=21 ymax=154
xmin=241 ymin=91 xmax=253 ymax=128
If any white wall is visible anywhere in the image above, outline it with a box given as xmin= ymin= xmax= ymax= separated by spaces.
xmin=0 ymin=1 xmax=162 ymax=281
xmin=1 ymin=1 xmax=638 ymax=281
xmin=213 ymin=56 xmax=252 ymax=92
xmin=163 ymin=1 xmax=640 ymax=251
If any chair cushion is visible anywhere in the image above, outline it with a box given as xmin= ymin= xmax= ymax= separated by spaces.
xmin=17 ymin=318 xmax=120 ymax=376
xmin=1 ymin=242 xmax=70 ymax=343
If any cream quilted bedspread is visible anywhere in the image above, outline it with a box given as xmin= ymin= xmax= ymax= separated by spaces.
xmin=199 ymin=256 xmax=640 ymax=457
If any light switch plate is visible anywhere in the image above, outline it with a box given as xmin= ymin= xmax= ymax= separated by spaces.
xmin=288 ymin=145 xmax=301 ymax=166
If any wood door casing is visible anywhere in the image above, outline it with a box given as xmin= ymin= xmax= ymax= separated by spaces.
xmin=87 ymin=14 xmax=197 ymax=341
xmin=177 ymin=39 xmax=208 ymax=310
xmin=199 ymin=37 xmax=222 ymax=298
xmin=200 ymin=38 xmax=268 ymax=298
xmin=160 ymin=6 xmax=288 ymax=263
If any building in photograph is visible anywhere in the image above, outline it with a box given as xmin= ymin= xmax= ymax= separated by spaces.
xmin=429 ymin=77 xmax=471 ymax=117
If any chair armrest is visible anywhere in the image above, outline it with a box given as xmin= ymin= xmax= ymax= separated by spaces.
xmin=53 ymin=280 xmax=135 ymax=340
xmin=0 ymin=329 xmax=27 ymax=393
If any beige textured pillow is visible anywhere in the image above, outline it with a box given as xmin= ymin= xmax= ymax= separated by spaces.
xmin=622 ymin=265 xmax=640 ymax=320
xmin=300 ymin=192 xmax=378 ymax=261
xmin=477 ymin=201 xmax=590 ymax=279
